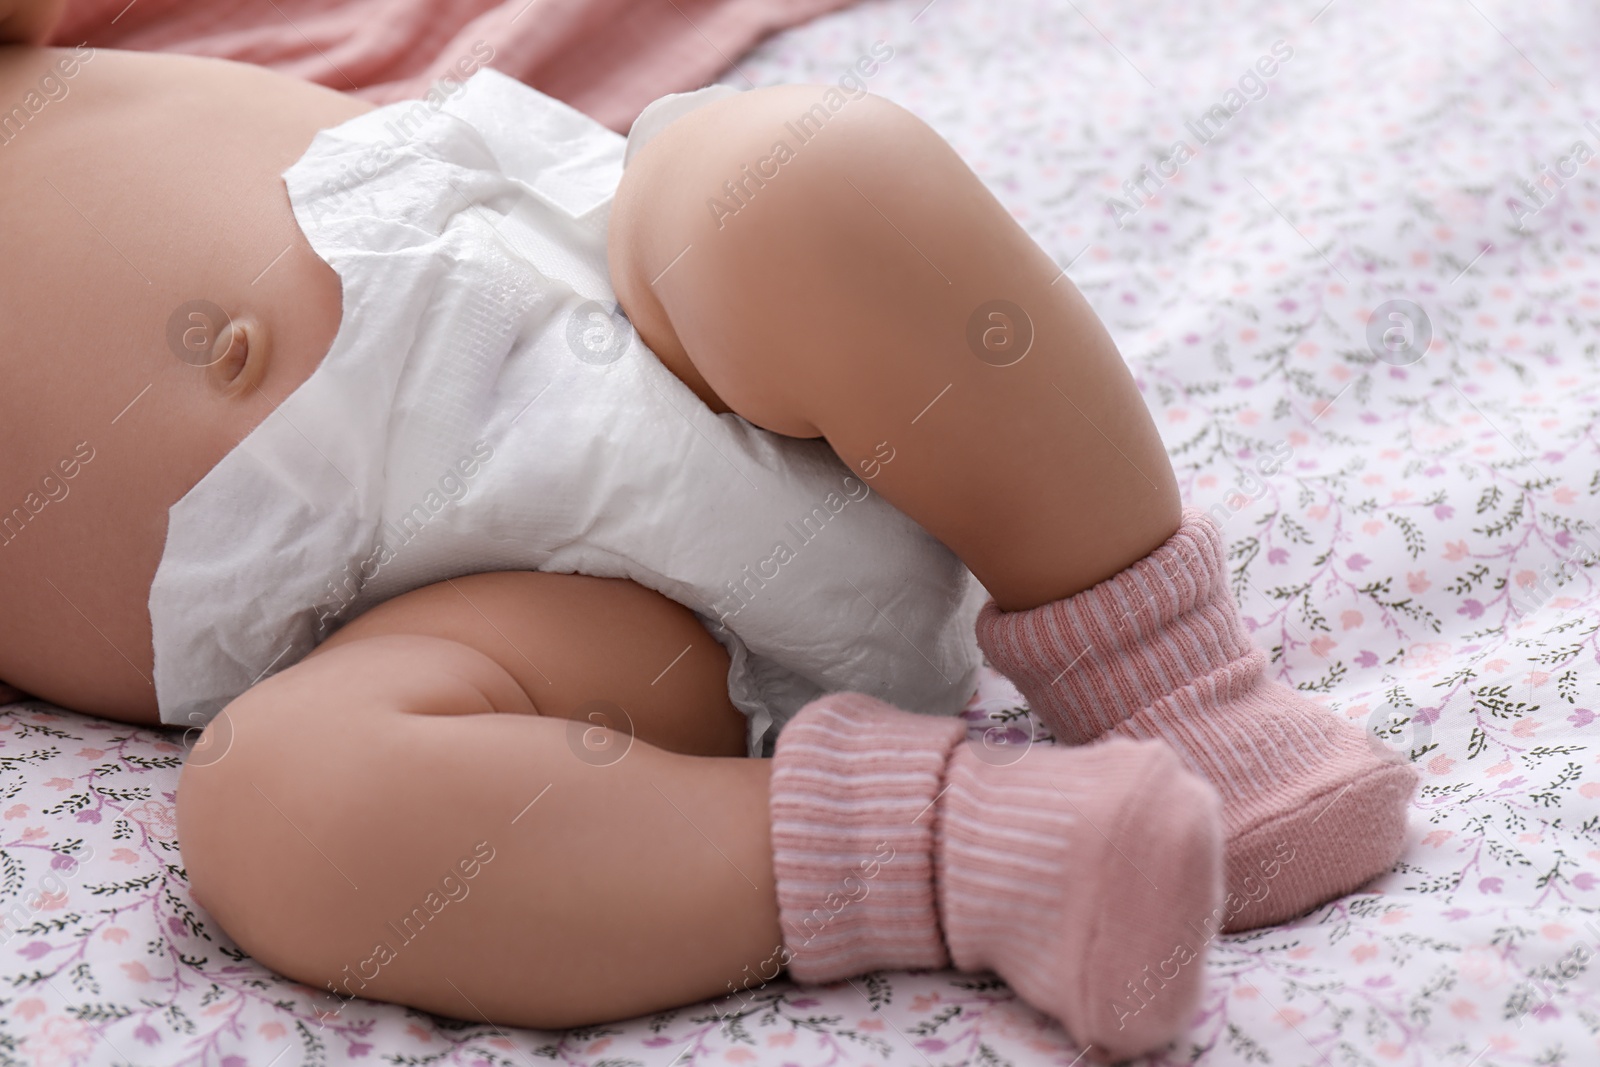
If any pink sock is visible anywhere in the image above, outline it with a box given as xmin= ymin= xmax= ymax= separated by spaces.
xmin=769 ymin=692 xmax=1225 ymax=1061
xmin=974 ymin=508 xmax=1419 ymax=931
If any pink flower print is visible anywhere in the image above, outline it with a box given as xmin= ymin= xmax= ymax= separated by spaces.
xmin=126 ymin=800 xmax=179 ymax=842
xmin=21 ymin=1016 xmax=94 ymax=1067
xmin=1403 ymin=643 xmax=1452 ymax=669
xmin=33 ymin=884 xmax=68 ymax=912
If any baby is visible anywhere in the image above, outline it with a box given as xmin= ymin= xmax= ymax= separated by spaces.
xmin=0 ymin=2 xmax=1417 ymax=1060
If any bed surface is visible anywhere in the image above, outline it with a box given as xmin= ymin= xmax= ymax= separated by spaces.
xmin=5 ymin=0 xmax=1600 ymax=1063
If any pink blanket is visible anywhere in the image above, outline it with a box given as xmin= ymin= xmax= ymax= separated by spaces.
xmin=51 ymin=0 xmax=855 ymax=131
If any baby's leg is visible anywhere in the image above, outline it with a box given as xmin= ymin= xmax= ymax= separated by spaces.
xmin=178 ymin=573 xmax=1217 ymax=1058
xmin=611 ymin=86 xmax=1180 ymax=614
xmin=178 ymin=574 xmax=782 ymax=1028
xmin=611 ymin=86 xmax=1415 ymax=930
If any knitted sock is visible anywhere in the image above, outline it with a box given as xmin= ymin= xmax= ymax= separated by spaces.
xmin=974 ymin=508 xmax=1418 ymax=931
xmin=769 ymin=692 xmax=1224 ymax=1061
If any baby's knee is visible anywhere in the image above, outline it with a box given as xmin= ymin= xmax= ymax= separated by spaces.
xmin=695 ymin=82 xmax=929 ymax=166
xmin=175 ymin=687 xmax=417 ymax=986
xmin=176 ymin=693 xmax=316 ymax=956
xmin=614 ymin=85 xmax=937 ymax=258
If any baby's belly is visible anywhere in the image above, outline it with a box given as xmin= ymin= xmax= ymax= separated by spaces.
xmin=0 ymin=47 xmax=373 ymax=723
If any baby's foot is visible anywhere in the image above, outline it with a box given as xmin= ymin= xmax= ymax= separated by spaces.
xmin=937 ymin=730 xmax=1223 ymax=1060
xmin=770 ymin=693 xmax=1224 ymax=1061
xmin=976 ymin=509 xmax=1419 ymax=931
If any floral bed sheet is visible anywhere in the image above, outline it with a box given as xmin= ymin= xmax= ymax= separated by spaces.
xmin=5 ymin=0 xmax=1600 ymax=1063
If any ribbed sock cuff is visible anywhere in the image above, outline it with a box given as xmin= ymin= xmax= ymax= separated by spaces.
xmin=975 ymin=508 xmax=1254 ymax=743
xmin=769 ymin=693 xmax=967 ymax=983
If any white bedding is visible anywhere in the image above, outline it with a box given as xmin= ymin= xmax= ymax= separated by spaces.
xmin=4 ymin=0 xmax=1599 ymax=1063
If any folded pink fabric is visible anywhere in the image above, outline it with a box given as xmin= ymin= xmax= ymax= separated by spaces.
xmin=53 ymin=0 xmax=860 ymax=130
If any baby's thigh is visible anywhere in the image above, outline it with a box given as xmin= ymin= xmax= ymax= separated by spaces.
xmin=172 ymin=619 xmax=768 ymax=1026
xmin=175 ymin=570 xmax=753 ymax=935
xmin=311 ymin=570 xmax=750 ymax=759
xmin=608 ymin=85 xmax=915 ymax=438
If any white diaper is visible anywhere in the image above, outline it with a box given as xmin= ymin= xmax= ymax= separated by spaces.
xmin=148 ymin=69 xmax=984 ymax=756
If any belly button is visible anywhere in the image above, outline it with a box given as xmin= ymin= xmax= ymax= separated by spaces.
xmin=204 ymin=313 xmax=271 ymax=397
